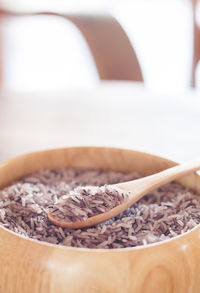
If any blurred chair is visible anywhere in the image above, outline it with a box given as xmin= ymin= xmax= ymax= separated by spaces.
xmin=0 ymin=10 xmax=143 ymax=88
xmin=191 ymin=0 xmax=200 ymax=87
xmin=61 ymin=13 xmax=143 ymax=82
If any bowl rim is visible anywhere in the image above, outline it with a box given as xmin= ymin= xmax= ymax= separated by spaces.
xmin=1 ymin=146 xmax=200 ymax=253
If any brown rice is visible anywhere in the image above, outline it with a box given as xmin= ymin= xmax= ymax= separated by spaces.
xmin=0 ymin=168 xmax=200 ymax=249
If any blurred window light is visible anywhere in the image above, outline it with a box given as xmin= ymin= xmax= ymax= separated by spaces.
xmin=1 ymin=0 xmax=112 ymax=13
xmin=113 ymin=0 xmax=193 ymax=94
xmin=2 ymin=15 xmax=99 ymax=91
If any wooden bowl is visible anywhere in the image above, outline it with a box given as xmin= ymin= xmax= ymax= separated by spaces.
xmin=0 ymin=146 xmax=200 ymax=293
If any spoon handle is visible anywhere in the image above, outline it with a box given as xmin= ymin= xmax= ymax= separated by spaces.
xmin=117 ymin=159 xmax=200 ymax=204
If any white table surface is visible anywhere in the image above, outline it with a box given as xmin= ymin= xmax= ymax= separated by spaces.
xmin=0 ymin=81 xmax=200 ymax=163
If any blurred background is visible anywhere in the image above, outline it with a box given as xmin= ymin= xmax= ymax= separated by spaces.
xmin=0 ymin=0 xmax=200 ymax=163
xmin=0 ymin=0 xmax=199 ymax=93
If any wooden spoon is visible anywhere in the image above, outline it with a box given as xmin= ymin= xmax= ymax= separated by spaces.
xmin=48 ymin=160 xmax=200 ymax=229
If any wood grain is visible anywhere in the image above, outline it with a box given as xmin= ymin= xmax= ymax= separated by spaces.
xmin=0 ymin=146 xmax=200 ymax=293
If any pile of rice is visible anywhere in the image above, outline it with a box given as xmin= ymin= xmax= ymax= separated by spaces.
xmin=49 ymin=185 xmax=129 ymax=222
xmin=0 ymin=168 xmax=200 ymax=249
